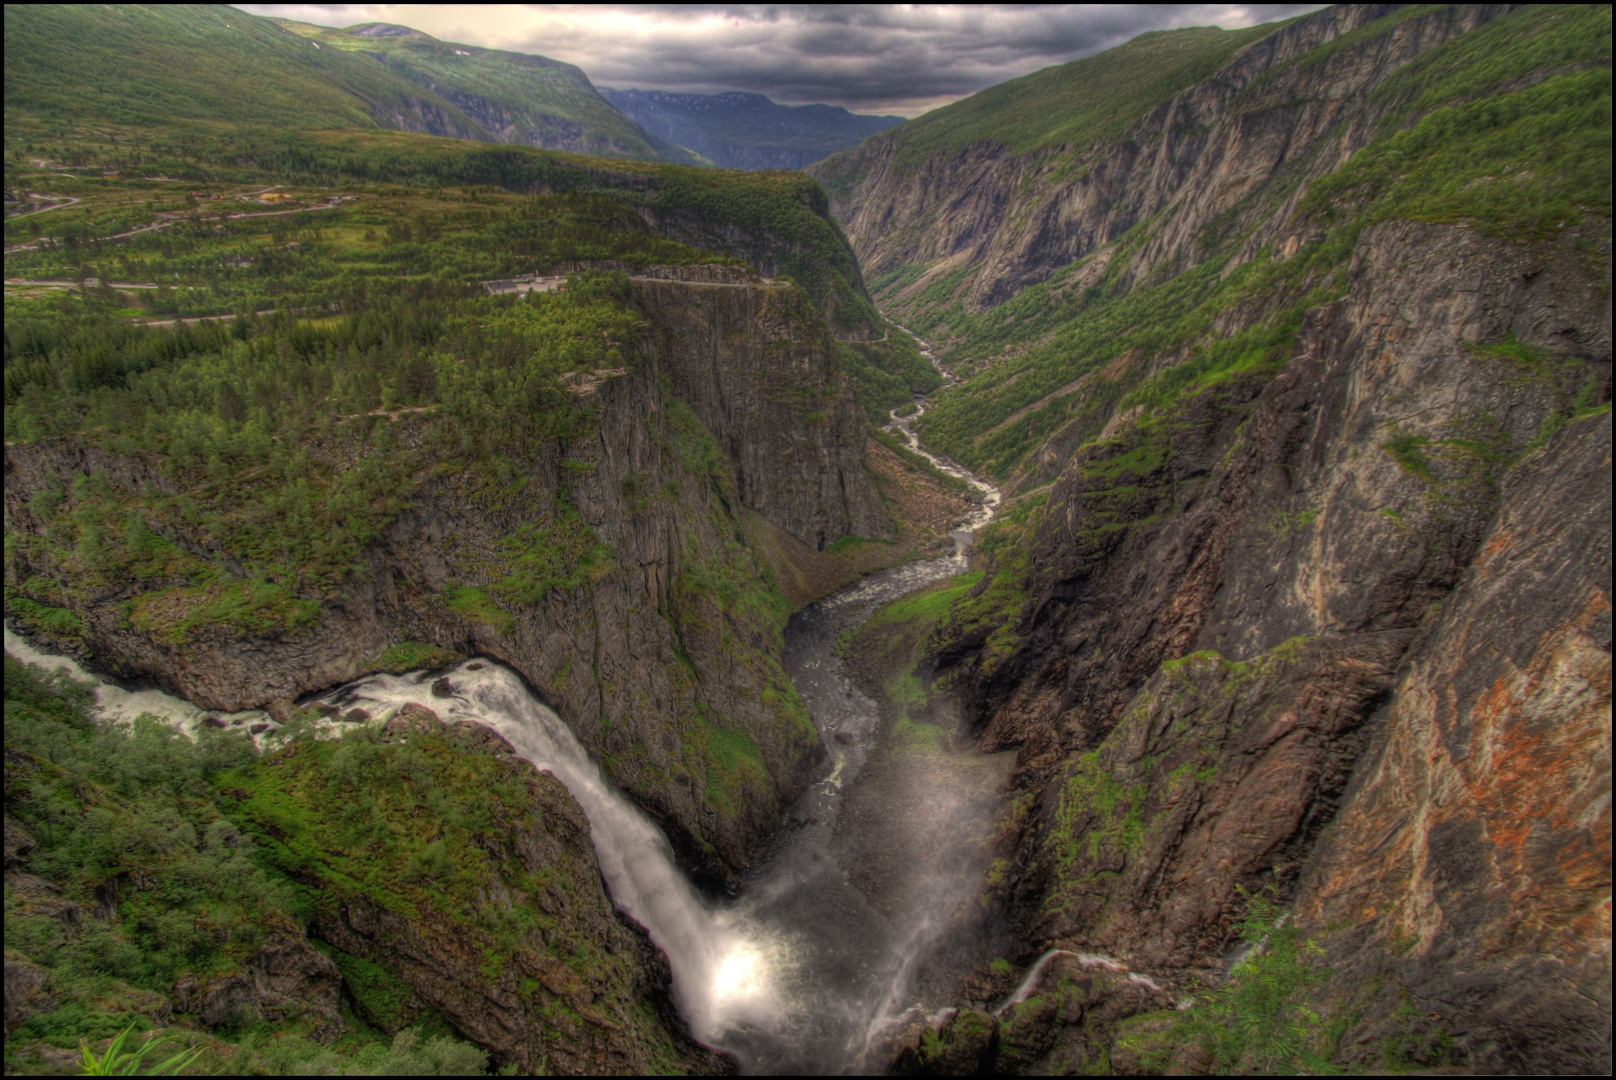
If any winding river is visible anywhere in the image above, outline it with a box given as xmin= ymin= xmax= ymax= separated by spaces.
xmin=4 ymin=333 xmax=1008 ymax=1074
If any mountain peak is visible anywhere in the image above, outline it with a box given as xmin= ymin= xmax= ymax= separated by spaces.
xmin=344 ymin=22 xmax=431 ymax=40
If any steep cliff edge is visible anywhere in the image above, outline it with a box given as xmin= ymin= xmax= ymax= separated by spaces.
xmin=954 ymin=219 xmax=1609 ymax=1072
xmin=812 ymin=3 xmax=1610 ymax=1072
xmin=4 ymin=274 xmax=890 ymax=885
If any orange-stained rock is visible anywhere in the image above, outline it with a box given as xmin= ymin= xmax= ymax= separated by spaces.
xmin=1296 ymin=411 xmax=1611 ymax=1075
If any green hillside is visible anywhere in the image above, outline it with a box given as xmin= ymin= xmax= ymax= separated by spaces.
xmin=819 ymin=20 xmax=1289 ymax=189
xmin=3 ymin=5 xmax=688 ymax=164
xmin=275 ymin=20 xmax=700 ymax=163
xmin=827 ymin=5 xmax=1613 ymax=479
xmin=3 ymin=5 xmax=473 ymax=133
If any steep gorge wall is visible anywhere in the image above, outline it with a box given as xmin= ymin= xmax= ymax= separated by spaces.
xmin=956 ymin=221 xmax=1603 ymax=1073
xmin=813 ymin=4 xmax=1514 ymax=314
xmin=953 ymin=219 xmax=1609 ymax=1071
xmin=3 ymin=277 xmax=889 ymax=885
xmin=811 ymin=2 xmax=1610 ymax=1072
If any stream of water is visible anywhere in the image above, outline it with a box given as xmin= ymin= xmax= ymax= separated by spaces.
xmin=4 ymin=332 xmax=1009 ymax=1073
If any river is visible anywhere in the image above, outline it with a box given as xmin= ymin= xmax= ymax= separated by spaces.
xmin=3 ymin=333 xmax=1009 ymax=1074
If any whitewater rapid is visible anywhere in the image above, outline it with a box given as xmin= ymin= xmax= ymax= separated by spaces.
xmin=3 ymin=624 xmax=273 ymax=737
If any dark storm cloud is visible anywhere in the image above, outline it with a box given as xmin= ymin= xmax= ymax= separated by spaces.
xmin=236 ymin=5 xmax=1327 ymax=116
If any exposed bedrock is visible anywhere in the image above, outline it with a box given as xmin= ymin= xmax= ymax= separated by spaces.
xmin=814 ymin=4 xmax=1519 ymax=313
xmin=937 ymin=216 xmax=1610 ymax=1071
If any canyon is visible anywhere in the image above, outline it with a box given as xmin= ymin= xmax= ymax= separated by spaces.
xmin=4 ymin=2 xmax=1611 ymax=1076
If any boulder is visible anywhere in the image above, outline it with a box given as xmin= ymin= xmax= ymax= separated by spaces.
xmin=3 ymin=950 xmax=54 ymax=1039
xmin=4 ymin=815 xmax=36 ymax=869
xmin=450 ymin=721 xmax=514 ymax=756
xmin=382 ymin=703 xmax=443 ymax=741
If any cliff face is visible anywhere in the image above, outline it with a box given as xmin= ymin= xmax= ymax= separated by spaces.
xmin=3 ymin=689 xmax=720 ymax=1074
xmin=3 ymin=274 xmax=889 ymax=885
xmin=254 ymin=712 xmax=723 ymax=1075
xmin=952 ymin=218 xmax=1610 ymax=1075
xmin=810 ymin=2 xmax=1610 ymax=1072
xmin=812 ymin=4 xmax=1510 ymax=314
xmin=635 ymin=277 xmax=892 ymax=548
xmin=1297 ymin=406 xmax=1610 ymax=1073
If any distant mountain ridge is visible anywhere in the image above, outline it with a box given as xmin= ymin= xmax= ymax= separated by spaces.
xmin=2 ymin=4 xmax=701 ymax=165
xmin=274 ymin=18 xmax=707 ymax=164
xmin=603 ymin=89 xmax=903 ymax=170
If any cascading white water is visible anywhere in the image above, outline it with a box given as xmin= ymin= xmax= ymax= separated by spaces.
xmin=3 ymin=625 xmax=272 ymax=737
xmin=882 ymin=327 xmax=1002 ymax=550
xmin=310 ymin=664 xmax=788 ymax=1046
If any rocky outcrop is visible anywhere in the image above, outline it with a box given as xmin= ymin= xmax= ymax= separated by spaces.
xmin=3 ymin=276 xmax=887 ymax=883
xmin=1294 ymin=411 xmax=1611 ymax=1074
xmin=955 ymin=217 xmax=1609 ymax=759
xmin=173 ymin=912 xmax=343 ymax=1037
xmin=4 ymin=949 xmax=54 ymax=1040
xmin=883 ymin=956 xmax=1182 ymax=1076
xmin=633 ymin=277 xmax=893 ymax=548
xmin=836 ymin=3 xmax=1607 ymax=1071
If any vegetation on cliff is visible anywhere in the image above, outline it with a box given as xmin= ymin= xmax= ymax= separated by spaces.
xmin=4 ymin=62 xmax=929 ymax=889
xmin=1 ymin=124 xmax=872 ymax=648
xmin=6 ymin=246 xmax=647 ymax=638
xmin=2 ymin=655 xmax=499 ymax=1073
xmin=817 ymin=5 xmax=1611 ymax=1074
xmin=4 ymin=653 xmax=706 ymax=1073
xmin=815 ymin=20 xmax=1286 ymax=191
xmin=4 ymin=4 xmax=683 ymax=163
xmin=819 ymin=4 xmax=1611 ymax=481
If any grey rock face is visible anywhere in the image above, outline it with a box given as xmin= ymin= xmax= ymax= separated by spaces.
xmin=855 ymin=6 xmax=1613 ymax=1069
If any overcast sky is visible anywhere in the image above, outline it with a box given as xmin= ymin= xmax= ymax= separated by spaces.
xmin=235 ymin=4 xmax=1325 ymax=117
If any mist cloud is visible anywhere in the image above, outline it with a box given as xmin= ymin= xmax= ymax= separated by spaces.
xmin=236 ymin=4 xmax=1325 ymax=116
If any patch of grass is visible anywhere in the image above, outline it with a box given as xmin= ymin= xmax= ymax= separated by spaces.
xmin=1151 ymin=885 xmax=1351 ymax=1074
xmin=440 ymin=585 xmax=514 ymax=633
xmin=488 ymin=499 xmax=614 ymax=605
xmin=700 ymin=721 xmax=771 ymax=815
xmin=1381 ymin=432 xmax=1436 ymax=481
xmin=370 ymin=640 xmax=464 ymax=674
xmin=4 ymin=587 xmax=85 ymax=642
xmin=322 ymin=944 xmax=418 ymax=1032
xmin=1050 ymin=751 xmax=1152 ymax=876
xmin=129 ymin=578 xmax=319 ymax=643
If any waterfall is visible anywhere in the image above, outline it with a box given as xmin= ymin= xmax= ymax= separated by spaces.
xmin=3 ymin=324 xmax=1017 ymax=1073
xmin=312 ymin=664 xmax=783 ymax=1047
